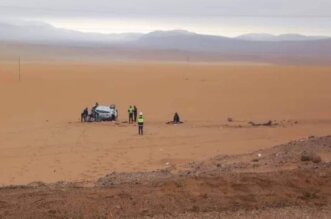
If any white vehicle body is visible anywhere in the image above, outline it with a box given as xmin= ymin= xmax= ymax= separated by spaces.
xmin=95 ymin=105 xmax=118 ymax=121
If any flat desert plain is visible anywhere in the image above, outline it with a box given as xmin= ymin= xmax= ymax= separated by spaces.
xmin=1 ymin=62 xmax=331 ymax=186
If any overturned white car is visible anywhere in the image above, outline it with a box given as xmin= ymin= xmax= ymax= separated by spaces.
xmin=93 ymin=105 xmax=118 ymax=121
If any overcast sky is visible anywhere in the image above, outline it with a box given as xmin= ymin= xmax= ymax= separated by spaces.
xmin=0 ymin=0 xmax=330 ymax=36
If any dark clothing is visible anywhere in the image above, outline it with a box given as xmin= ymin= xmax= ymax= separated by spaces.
xmin=91 ymin=104 xmax=98 ymax=119
xmin=92 ymin=106 xmax=96 ymax=113
xmin=173 ymin=113 xmax=180 ymax=124
xmin=81 ymin=108 xmax=89 ymax=122
xmin=128 ymin=106 xmax=134 ymax=124
xmin=138 ymin=125 xmax=144 ymax=135
xmin=129 ymin=114 xmax=133 ymax=124
xmin=133 ymin=106 xmax=138 ymax=122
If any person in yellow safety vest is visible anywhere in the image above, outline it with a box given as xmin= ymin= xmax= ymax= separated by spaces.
xmin=137 ymin=112 xmax=144 ymax=135
xmin=128 ymin=105 xmax=134 ymax=124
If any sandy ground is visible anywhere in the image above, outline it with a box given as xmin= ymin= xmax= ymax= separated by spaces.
xmin=0 ymin=135 xmax=331 ymax=218
xmin=1 ymin=62 xmax=331 ymax=186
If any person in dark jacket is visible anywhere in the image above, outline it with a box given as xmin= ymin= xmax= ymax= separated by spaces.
xmin=81 ymin=107 xmax=89 ymax=122
xmin=133 ymin=105 xmax=138 ymax=122
xmin=166 ymin=112 xmax=183 ymax=124
xmin=173 ymin=112 xmax=180 ymax=124
xmin=91 ymin=102 xmax=99 ymax=119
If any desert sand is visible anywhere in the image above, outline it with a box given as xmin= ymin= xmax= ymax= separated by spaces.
xmin=1 ymin=135 xmax=331 ymax=218
xmin=1 ymin=62 xmax=331 ymax=186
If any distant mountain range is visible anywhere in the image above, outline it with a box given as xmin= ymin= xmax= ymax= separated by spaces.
xmin=0 ymin=23 xmax=143 ymax=45
xmin=1 ymin=23 xmax=330 ymax=44
xmin=0 ymin=23 xmax=331 ymax=65
xmin=236 ymin=33 xmax=329 ymax=42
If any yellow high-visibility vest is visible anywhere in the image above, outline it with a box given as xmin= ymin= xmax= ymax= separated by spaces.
xmin=138 ymin=117 xmax=144 ymax=124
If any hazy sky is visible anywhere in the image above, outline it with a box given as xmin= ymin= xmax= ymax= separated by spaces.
xmin=0 ymin=0 xmax=330 ymax=36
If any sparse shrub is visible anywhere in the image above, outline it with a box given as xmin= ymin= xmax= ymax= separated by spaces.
xmin=301 ymin=151 xmax=321 ymax=163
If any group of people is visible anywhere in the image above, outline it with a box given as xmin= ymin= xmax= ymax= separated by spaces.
xmin=128 ymin=105 xmax=144 ymax=135
xmin=82 ymin=103 xmax=182 ymax=136
xmin=81 ymin=102 xmax=100 ymax=122
xmin=127 ymin=106 xmax=182 ymax=136
xmin=127 ymin=105 xmax=138 ymax=124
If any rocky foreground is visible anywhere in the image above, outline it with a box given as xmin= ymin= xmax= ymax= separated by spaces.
xmin=1 ymin=136 xmax=331 ymax=218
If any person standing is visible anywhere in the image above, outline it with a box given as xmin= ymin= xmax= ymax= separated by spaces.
xmin=128 ymin=105 xmax=134 ymax=124
xmin=92 ymin=102 xmax=99 ymax=111
xmin=133 ymin=105 xmax=138 ymax=122
xmin=92 ymin=102 xmax=99 ymax=119
xmin=137 ymin=112 xmax=144 ymax=135
xmin=81 ymin=107 xmax=89 ymax=122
